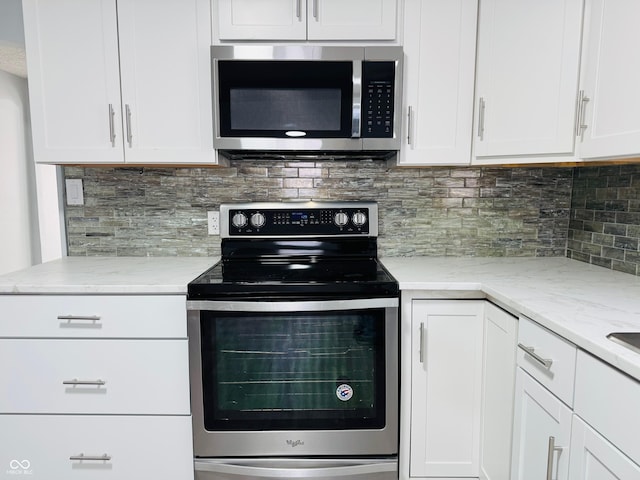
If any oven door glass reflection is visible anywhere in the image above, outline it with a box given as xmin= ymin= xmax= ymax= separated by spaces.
xmin=199 ymin=309 xmax=386 ymax=431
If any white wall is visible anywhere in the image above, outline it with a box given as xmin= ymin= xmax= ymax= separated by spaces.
xmin=0 ymin=0 xmax=64 ymax=275
xmin=0 ymin=70 xmax=39 ymax=274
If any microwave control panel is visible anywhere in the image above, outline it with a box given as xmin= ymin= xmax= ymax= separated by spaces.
xmin=362 ymin=62 xmax=396 ymax=138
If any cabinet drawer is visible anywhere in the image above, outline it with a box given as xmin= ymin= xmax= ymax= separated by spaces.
xmin=517 ymin=316 xmax=577 ymax=406
xmin=0 ymin=295 xmax=186 ymax=338
xmin=575 ymin=350 xmax=640 ymax=466
xmin=0 ymin=339 xmax=190 ymax=414
xmin=0 ymin=414 xmax=193 ymax=480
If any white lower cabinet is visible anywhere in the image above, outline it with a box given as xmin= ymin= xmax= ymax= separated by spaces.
xmin=479 ymin=303 xmax=518 ymax=480
xmin=406 ymin=299 xmax=484 ymax=478
xmin=569 ymin=416 xmax=640 ymax=480
xmin=0 ymin=415 xmax=193 ymax=479
xmin=511 ymin=368 xmax=572 ymax=480
xmin=0 ymin=294 xmax=194 ymax=480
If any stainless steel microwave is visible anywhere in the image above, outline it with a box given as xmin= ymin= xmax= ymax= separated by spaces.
xmin=211 ymin=45 xmax=403 ymax=159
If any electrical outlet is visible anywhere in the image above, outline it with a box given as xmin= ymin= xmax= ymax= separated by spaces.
xmin=207 ymin=211 xmax=220 ymax=235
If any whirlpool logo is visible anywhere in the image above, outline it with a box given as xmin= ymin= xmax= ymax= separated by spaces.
xmin=286 ymin=440 xmax=304 ymax=448
xmin=6 ymin=459 xmax=33 ymax=475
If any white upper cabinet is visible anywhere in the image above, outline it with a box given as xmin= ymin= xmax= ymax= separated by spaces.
xmin=307 ymin=0 xmax=396 ymax=40
xmin=216 ymin=0 xmax=307 ymax=40
xmin=215 ymin=0 xmax=397 ymax=41
xmin=473 ymin=0 xmax=584 ymax=164
xmin=117 ymin=0 xmax=215 ymax=164
xmin=22 ymin=0 xmax=122 ymax=164
xmin=22 ymin=0 xmax=217 ymax=165
xmin=398 ymin=0 xmax=478 ymax=166
xmin=577 ymin=0 xmax=640 ymax=160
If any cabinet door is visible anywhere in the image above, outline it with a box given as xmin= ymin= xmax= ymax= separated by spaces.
xmin=473 ymin=0 xmax=583 ymax=161
xmin=578 ymin=0 xmax=640 ymax=160
xmin=0 ymin=415 xmax=193 ymax=480
xmin=117 ymin=0 xmax=215 ymax=164
xmin=410 ymin=300 xmax=484 ymax=478
xmin=22 ymin=0 xmax=123 ymax=164
xmin=511 ymin=368 xmax=572 ymax=480
xmin=480 ymin=303 xmax=518 ymax=480
xmin=569 ymin=416 xmax=640 ymax=480
xmin=307 ymin=0 xmax=396 ymax=40
xmin=216 ymin=0 xmax=307 ymax=40
xmin=399 ymin=0 xmax=477 ymax=166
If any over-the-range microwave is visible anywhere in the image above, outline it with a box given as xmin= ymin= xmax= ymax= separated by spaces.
xmin=211 ymin=45 xmax=403 ymax=160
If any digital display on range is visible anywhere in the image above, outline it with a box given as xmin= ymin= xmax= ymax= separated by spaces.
xmin=291 ymin=212 xmax=308 ymax=224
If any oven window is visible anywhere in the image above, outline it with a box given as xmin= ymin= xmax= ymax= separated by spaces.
xmin=200 ymin=309 xmax=386 ymax=431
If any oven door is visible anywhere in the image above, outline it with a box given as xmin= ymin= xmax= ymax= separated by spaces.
xmin=187 ymin=298 xmax=398 ymax=459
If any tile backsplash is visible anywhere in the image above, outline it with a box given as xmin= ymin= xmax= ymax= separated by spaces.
xmin=568 ymin=164 xmax=640 ymax=275
xmin=63 ymin=160 xmax=572 ymax=259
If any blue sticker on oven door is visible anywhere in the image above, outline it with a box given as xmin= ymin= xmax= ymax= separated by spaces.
xmin=336 ymin=384 xmax=353 ymax=401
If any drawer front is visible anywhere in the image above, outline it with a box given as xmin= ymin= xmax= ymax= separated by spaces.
xmin=517 ymin=316 xmax=577 ymax=406
xmin=0 ymin=415 xmax=193 ymax=480
xmin=0 ymin=339 xmax=190 ymax=414
xmin=0 ymin=295 xmax=186 ymax=338
xmin=575 ymin=350 xmax=640 ymax=466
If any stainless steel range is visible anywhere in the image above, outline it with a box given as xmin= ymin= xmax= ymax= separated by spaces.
xmin=187 ymin=201 xmax=399 ymax=480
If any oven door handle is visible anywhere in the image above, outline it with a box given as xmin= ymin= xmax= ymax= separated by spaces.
xmin=187 ymin=298 xmax=398 ymax=312
xmin=194 ymin=458 xmax=397 ymax=478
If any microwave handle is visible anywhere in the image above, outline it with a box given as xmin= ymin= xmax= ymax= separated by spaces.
xmin=352 ymin=60 xmax=362 ymax=138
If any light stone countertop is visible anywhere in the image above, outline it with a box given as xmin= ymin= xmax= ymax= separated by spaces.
xmin=0 ymin=257 xmax=217 ymax=295
xmin=381 ymin=256 xmax=640 ymax=382
xmin=2 ymin=255 xmax=640 ymax=381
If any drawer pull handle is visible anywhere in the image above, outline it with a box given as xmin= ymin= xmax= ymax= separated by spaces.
xmin=57 ymin=315 xmax=101 ymax=321
xmin=63 ymin=379 xmax=106 ymax=386
xmin=546 ymin=436 xmax=564 ymax=480
xmin=518 ymin=343 xmax=553 ymax=369
xmin=70 ymin=453 xmax=111 ymax=462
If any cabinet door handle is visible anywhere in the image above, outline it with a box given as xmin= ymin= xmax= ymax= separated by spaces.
xmin=125 ymin=104 xmax=133 ymax=148
xmin=57 ymin=315 xmax=101 ymax=322
xmin=63 ymin=379 xmax=106 ymax=386
xmin=576 ymin=90 xmax=590 ymax=140
xmin=518 ymin=343 xmax=553 ymax=369
xmin=296 ymin=0 xmax=302 ymax=20
xmin=312 ymin=0 xmax=318 ymax=20
xmin=477 ymin=97 xmax=486 ymax=140
xmin=69 ymin=453 xmax=111 ymax=462
xmin=108 ymin=104 xmax=116 ymax=147
xmin=419 ymin=322 xmax=425 ymax=364
xmin=546 ymin=436 xmax=564 ymax=480
xmin=407 ymin=106 xmax=413 ymax=146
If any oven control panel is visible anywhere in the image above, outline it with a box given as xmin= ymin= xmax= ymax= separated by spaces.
xmin=221 ymin=201 xmax=378 ymax=237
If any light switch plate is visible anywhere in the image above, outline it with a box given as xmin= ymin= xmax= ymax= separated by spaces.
xmin=65 ymin=179 xmax=84 ymax=206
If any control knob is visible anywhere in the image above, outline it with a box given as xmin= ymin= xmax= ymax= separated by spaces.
xmin=250 ymin=212 xmax=266 ymax=228
xmin=334 ymin=212 xmax=349 ymax=227
xmin=352 ymin=212 xmax=367 ymax=227
xmin=232 ymin=212 xmax=248 ymax=228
